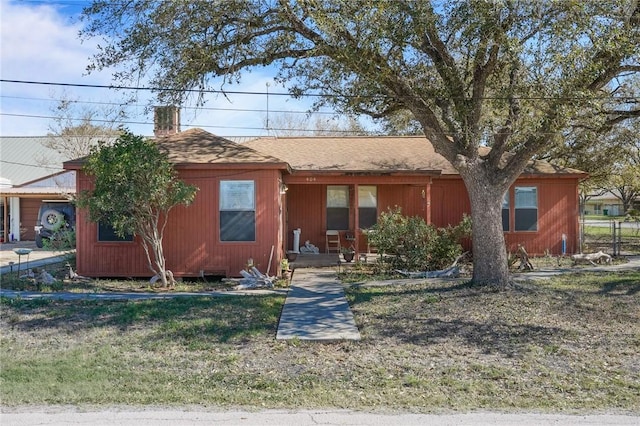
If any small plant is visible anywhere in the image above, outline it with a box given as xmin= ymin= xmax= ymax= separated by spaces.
xmin=49 ymin=280 xmax=64 ymax=292
xmin=340 ymin=246 xmax=355 ymax=262
xmin=42 ymin=229 xmax=76 ymax=251
xmin=280 ymin=258 xmax=289 ymax=271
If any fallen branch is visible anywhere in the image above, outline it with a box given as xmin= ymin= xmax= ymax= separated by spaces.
xmin=236 ymin=266 xmax=275 ymax=289
xmin=395 ymin=266 xmax=460 ymax=279
xmin=394 ymin=252 xmax=467 ymax=279
xmin=571 ymin=251 xmax=612 ymax=266
xmin=517 ymin=246 xmax=534 ymax=271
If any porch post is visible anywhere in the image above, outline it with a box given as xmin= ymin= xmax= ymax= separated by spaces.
xmin=9 ymin=197 xmax=20 ymax=241
xmin=2 ymin=196 xmax=7 ymax=242
xmin=425 ymin=178 xmax=432 ymax=225
xmin=353 ymin=183 xmax=360 ymax=254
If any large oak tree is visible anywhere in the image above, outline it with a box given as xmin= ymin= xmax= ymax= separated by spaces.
xmin=81 ymin=0 xmax=639 ymax=286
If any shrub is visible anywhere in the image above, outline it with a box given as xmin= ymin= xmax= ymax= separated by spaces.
xmin=368 ymin=207 xmax=471 ymax=272
xmin=42 ymin=230 xmax=76 ymax=251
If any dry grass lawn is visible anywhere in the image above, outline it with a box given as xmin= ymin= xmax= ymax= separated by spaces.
xmin=1 ymin=269 xmax=639 ymax=412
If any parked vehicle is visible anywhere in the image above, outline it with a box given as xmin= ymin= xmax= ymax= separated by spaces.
xmin=34 ymin=201 xmax=76 ymax=248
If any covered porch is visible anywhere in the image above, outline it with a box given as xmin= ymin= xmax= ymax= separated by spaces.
xmin=281 ymin=173 xmax=438 ymax=257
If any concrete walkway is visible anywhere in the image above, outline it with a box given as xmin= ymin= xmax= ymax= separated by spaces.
xmin=276 ymin=268 xmax=361 ymax=341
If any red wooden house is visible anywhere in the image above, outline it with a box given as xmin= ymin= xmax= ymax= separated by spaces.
xmin=64 ymin=129 xmax=586 ymax=279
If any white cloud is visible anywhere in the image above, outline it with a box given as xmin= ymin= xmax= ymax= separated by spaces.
xmin=1 ymin=2 xmax=97 ymax=82
xmin=0 ymin=0 xmax=114 ymax=135
xmin=0 ymin=0 xmax=337 ymax=137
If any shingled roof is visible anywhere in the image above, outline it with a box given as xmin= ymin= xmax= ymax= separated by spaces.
xmin=244 ymin=135 xmax=586 ymax=176
xmin=155 ymin=128 xmax=287 ymax=167
xmin=63 ymin=128 xmax=288 ymax=170
xmin=244 ymin=136 xmax=447 ymax=174
xmin=62 ymin=130 xmax=584 ymax=177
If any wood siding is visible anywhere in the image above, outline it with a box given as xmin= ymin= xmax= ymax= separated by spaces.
xmin=285 ymin=178 xmax=431 ymax=253
xmin=503 ymin=178 xmax=581 ymax=255
xmin=75 ymin=168 xmax=284 ymax=278
xmin=431 ymin=177 xmax=581 ymax=255
xmin=431 ymin=179 xmax=471 ymax=228
xmin=285 ymin=176 xmax=581 ymax=257
xmin=75 ymin=165 xmax=581 ymax=278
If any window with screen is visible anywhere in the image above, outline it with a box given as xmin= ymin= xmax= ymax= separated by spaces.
xmin=220 ymin=180 xmax=256 ymax=241
xmin=358 ymin=186 xmax=377 ymax=229
xmin=515 ymin=186 xmax=538 ymax=231
xmin=326 ymin=185 xmax=349 ymax=230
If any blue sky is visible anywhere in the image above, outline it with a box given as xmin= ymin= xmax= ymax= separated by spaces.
xmin=0 ymin=0 xmax=337 ymax=137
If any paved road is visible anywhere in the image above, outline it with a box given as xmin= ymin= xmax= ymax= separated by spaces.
xmin=1 ymin=408 xmax=638 ymax=426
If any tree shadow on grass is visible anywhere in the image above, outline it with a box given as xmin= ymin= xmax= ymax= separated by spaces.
xmin=347 ymin=279 xmax=479 ymax=305
xmin=2 ymin=295 xmax=285 ymax=344
xmin=541 ymin=271 xmax=640 ymax=297
xmin=348 ymin=281 xmax=566 ymax=356
xmin=374 ymin=316 xmax=563 ymax=357
xmin=598 ymin=276 xmax=640 ymax=296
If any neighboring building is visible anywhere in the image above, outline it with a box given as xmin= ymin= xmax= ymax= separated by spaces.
xmin=0 ymin=136 xmax=76 ymax=242
xmin=64 ymin=128 xmax=587 ymax=279
xmin=583 ymin=190 xmax=632 ymax=217
xmin=0 ymin=171 xmax=75 ymax=242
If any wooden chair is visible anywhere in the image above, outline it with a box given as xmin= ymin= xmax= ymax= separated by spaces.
xmin=325 ymin=230 xmax=341 ymax=254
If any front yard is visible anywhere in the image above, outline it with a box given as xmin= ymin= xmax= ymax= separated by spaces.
xmin=1 ymin=270 xmax=638 ymax=412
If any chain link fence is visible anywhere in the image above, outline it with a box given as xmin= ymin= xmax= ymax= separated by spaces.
xmin=581 ymin=218 xmax=640 ymax=255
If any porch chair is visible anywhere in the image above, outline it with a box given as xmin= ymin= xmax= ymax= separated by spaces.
xmin=365 ymin=229 xmax=378 ymax=254
xmin=325 ymin=230 xmax=341 ymax=254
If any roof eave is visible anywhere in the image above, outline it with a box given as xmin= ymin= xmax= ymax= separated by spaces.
xmin=518 ymin=172 xmax=590 ymax=180
xmin=290 ymin=169 xmax=442 ymax=176
xmin=173 ymin=162 xmax=291 ymax=172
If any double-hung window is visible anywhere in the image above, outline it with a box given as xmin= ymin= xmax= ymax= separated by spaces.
xmin=514 ymin=186 xmax=538 ymax=231
xmin=326 ymin=185 xmax=349 ymax=230
xmin=358 ymin=185 xmax=378 ymax=229
xmin=220 ymin=180 xmax=255 ymax=241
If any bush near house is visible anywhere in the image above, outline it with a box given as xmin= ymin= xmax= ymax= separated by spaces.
xmin=368 ymin=207 xmax=472 ymax=272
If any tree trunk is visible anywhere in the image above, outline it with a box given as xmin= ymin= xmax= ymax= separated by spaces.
xmin=140 ymin=233 xmax=174 ymax=287
xmin=460 ymin=169 xmax=511 ymax=287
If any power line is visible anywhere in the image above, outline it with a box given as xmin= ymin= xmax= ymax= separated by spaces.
xmin=1 ymin=78 xmax=304 ymax=97
xmin=0 ymin=159 xmax=62 ymax=171
xmin=0 ymin=113 xmax=364 ymax=134
xmin=0 ymin=94 xmax=337 ymax=115
xmin=2 ymin=78 xmax=638 ymax=101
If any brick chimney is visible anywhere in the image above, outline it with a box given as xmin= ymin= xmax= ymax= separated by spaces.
xmin=153 ymin=106 xmax=180 ymax=137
